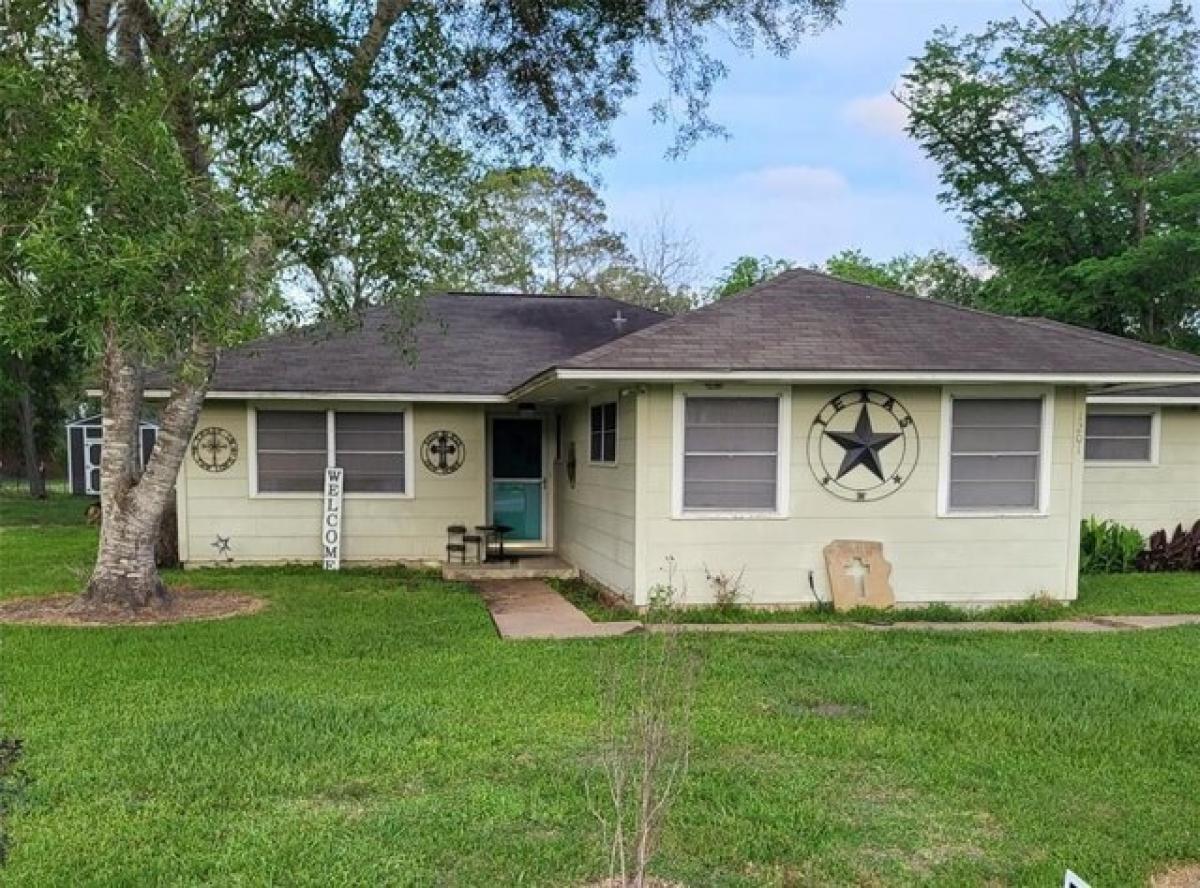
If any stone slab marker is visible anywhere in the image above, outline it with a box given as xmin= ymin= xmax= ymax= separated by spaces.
xmin=823 ymin=540 xmax=895 ymax=612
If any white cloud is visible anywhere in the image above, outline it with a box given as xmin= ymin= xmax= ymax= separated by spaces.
xmin=843 ymin=89 xmax=911 ymax=140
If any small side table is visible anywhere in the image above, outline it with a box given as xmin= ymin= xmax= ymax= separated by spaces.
xmin=476 ymin=524 xmax=516 ymax=563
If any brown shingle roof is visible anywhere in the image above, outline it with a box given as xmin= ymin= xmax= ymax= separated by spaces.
xmin=1095 ymin=384 xmax=1200 ymax=400
xmin=193 ymin=293 xmax=665 ymax=396
xmin=559 ymin=269 xmax=1200 ymax=377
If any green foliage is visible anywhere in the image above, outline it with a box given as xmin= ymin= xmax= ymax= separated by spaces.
xmin=903 ymin=0 xmax=1200 ymax=348
xmin=1080 ymin=517 xmax=1146 ymax=574
xmin=466 ymin=167 xmax=631 ymax=294
xmin=709 ymin=255 xmax=794 ymax=300
xmin=821 ymin=248 xmax=985 ymax=306
xmin=459 ymin=168 xmax=702 ymax=312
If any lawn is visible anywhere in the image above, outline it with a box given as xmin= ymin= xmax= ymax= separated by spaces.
xmin=3 ymin=494 xmax=1200 ymax=886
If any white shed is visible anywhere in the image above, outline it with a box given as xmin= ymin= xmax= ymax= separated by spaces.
xmin=66 ymin=415 xmax=159 ymax=496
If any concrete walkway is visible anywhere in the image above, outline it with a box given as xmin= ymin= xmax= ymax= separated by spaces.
xmin=477 ymin=580 xmax=642 ymax=640
xmin=476 ymin=579 xmax=1200 ymax=640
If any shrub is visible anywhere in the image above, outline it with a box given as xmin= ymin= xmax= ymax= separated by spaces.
xmin=702 ymin=565 xmax=748 ymax=611
xmin=1137 ymin=520 xmax=1200 ymax=572
xmin=1080 ymin=517 xmax=1144 ymax=574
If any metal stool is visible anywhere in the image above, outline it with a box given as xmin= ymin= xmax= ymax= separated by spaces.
xmin=446 ymin=524 xmax=467 ymax=564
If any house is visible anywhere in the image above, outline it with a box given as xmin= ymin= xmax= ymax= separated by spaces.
xmin=161 ymin=270 xmax=1200 ymax=607
xmin=66 ymin=414 xmax=158 ymax=496
xmin=1082 ymin=384 xmax=1200 ymax=535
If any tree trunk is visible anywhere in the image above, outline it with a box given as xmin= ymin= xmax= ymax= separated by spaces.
xmin=11 ymin=359 xmax=46 ymax=500
xmin=83 ymin=506 xmax=170 ymax=608
xmin=77 ymin=330 xmax=213 ymax=611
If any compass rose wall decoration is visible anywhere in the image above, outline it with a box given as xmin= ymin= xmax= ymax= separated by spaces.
xmin=807 ymin=389 xmax=920 ymax=502
xmin=192 ymin=427 xmax=238 ymax=472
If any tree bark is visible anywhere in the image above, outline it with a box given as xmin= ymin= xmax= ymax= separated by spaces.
xmin=78 ymin=330 xmax=216 ymax=610
xmin=11 ymin=358 xmax=46 ymax=499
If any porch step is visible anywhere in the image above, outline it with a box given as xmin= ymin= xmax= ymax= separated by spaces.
xmin=443 ymin=555 xmax=578 ymax=582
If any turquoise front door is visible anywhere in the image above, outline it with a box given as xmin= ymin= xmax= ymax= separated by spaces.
xmin=491 ymin=417 xmax=544 ymax=542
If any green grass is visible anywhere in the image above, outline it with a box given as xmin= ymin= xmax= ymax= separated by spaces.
xmin=0 ymin=491 xmax=93 ymax=528
xmin=5 ymin=498 xmax=1200 ymax=885
xmin=1074 ymin=572 xmax=1200 ymax=615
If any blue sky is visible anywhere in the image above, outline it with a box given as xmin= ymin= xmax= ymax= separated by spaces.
xmin=596 ymin=0 xmax=1024 ymax=282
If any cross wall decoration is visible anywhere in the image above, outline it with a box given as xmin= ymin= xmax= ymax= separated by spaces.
xmin=421 ymin=430 xmax=465 ymax=475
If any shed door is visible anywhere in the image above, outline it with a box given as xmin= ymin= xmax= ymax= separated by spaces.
xmin=84 ymin=426 xmax=102 ymax=495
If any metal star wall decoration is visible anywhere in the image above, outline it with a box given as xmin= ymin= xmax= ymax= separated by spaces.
xmin=824 ymin=405 xmax=902 ymax=482
xmin=211 ymin=535 xmax=232 ymax=558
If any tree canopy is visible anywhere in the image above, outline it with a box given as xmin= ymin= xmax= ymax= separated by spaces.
xmin=822 ymin=249 xmax=984 ymax=306
xmin=709 ymin=255 xmax=795 ymax=299
xmin=901 ymin=0 xmax=1200 ymax=348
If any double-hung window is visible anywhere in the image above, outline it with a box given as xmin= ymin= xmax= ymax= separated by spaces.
xmin=944 ymin=396 xmax=1046 ymax=513
xmin=254 ymin=408 xmax=409 ymax=495
xmin=680 ymin=396 xmax=781 ymax=514
xmin=1084 ymin=409 xmax=1155 ymax=463
xmin=335 ymin=412 xmax=407 ymax=492
xmin=255 ymin=411 xmax=328 ymax=493
xmin=590 ymin=402 xmax=617 ymax=463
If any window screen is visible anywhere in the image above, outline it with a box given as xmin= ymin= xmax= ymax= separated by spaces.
xmin=1085 ymin=412 xmax=1153 ymax=462
xmin=256 ymin=410 xmax=327 ymax=492
xmin=590 ymin=402 xmax=617 ymax=463
xmin=335 ymin=412 xmax=406 ymax=493
xmin=682 ymin=397 xmax=779 ymax=511
xmin=948 ymin=398 xmax=1042 ymax=511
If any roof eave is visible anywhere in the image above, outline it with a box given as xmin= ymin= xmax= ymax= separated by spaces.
xmin=89 ymin=388 xmax=510 ymax=403
xmin=508 ymin=367 xmax=1200 ymax=400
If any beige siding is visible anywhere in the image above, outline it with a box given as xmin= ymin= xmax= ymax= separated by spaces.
xmin=180 ymin=401 xmax=486 ymax=566
xmin=554 ymin=388 xmax=637 ymax=597
xmin=633 ymin=384 xmax=1086 ymax=607
xmin=1083 ymin=405 xmax=1200 ymax=534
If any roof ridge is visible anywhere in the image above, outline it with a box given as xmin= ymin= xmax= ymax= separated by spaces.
xmin=561 ymin=283 xmax=756 ymax=366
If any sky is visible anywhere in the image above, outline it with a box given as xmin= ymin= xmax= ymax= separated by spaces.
xmin=595 ymin=0 xmax=1025 ymax=283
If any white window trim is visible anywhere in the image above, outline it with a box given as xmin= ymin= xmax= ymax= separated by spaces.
xmin=1083 ymin=404 xmax=1160 ymax=467
xmin=671 ymin=384 xmax=792 ymax=520
xmin=248 ymin=403 xmax=415 ymax=500
xmin=937 ymin=386 xmax=1054 ymax=519
xmin=588 ymin=399 xmax=619 ymax=467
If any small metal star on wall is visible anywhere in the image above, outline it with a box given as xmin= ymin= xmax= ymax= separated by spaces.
xmin=211 ymin=535 xmax=233 ymax=560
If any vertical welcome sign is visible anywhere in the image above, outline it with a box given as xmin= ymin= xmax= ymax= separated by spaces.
xmin=322 ymin=467 xmax=344 ymax=570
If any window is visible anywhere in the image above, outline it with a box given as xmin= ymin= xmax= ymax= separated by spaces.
xmin=255 ymin=410 xmax=327 ymax=493
xmin=1085 ymin=410 xmax=1155 ymax=463
xmin=682 ymin=396 xmax=780 ymax=512
xmin=590 ymin=402 xmax=617 ymax=463
xmin=254 ymin=408 xmax=410 ymax=495
xmin=335 ymin=411 xmax=406 ymax=493
xmin=946 ymin=397 xmax=1044 ymax=512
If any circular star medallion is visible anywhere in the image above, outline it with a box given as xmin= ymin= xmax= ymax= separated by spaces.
xmin=421 ymin=430 xmax=465 ymax=475
xmin=807 ymin=389 xmax=919 ymax=502
xmin=191 ymin=427 xmax=238 ymax=473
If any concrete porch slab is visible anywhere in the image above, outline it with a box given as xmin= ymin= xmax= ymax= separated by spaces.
xmin=444 ymin=555 xmax=579 ymax=582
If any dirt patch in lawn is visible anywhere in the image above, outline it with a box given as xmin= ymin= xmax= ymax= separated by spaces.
xmin=1151 ymin=863 xmax=1200 ymax=887
xmin=0 ymin=588 xmax=266 ymax=626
